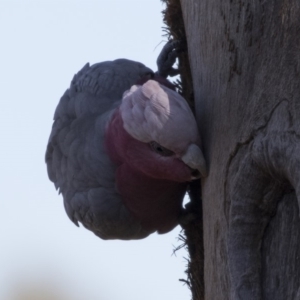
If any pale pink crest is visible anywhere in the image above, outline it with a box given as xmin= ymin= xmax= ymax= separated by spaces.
xmin=120 ymin=80 xmax=200 ymax=154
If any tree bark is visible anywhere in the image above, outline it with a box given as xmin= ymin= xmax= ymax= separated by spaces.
xmin=179 ymin=0 xmax=300 ymax=299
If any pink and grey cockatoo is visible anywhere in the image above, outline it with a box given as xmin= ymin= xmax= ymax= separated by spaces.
xmin=46 ymin=41 xmax=206 ymax=240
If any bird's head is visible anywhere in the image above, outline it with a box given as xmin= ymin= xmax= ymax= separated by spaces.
xmin=106 ymin=80 xmax=207 ymax=182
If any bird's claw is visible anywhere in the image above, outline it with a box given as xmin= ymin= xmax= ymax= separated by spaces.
xmin=156 ymin=40 xmax=185 ymax=78
xmin=178 ymin=201 xmax=198 ymax=228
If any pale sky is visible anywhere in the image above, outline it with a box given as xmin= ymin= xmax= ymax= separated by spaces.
xmin=0 ymin=1 xmax=190 ymax=300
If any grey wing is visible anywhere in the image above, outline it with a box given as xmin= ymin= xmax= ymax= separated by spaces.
xmin=46 ymin=59 xmax=153 ymax=239
xmin=54 ymin=59 xmax=153 ymax=120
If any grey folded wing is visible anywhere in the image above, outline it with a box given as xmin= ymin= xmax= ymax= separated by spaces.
xmin=46 ymin=59 xmax=153 ymax=239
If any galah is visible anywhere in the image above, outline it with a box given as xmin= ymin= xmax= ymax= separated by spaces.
xmin=46 ymin=43 xmax=206 ymax=240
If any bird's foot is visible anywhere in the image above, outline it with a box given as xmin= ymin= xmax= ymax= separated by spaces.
xmin=178 ymin=201 xmax=198 ymax=228
xmin=156 ymin=40 xmax=185 ymax=78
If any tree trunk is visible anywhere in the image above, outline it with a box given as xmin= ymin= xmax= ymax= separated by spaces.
xmin=175 ymin=0 xmax=300 ymax=299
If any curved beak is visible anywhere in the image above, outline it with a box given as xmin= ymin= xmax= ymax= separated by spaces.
xmin=181 ymin=144 xmax=208 ymax=178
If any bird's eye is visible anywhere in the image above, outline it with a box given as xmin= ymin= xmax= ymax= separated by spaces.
xmin=149 ymin=141 xmax=174 ymax=157
xmin=145 ymin=72 xmax=154 ymax=79
xmin=135 ymin=72 xmax=154 ymax=85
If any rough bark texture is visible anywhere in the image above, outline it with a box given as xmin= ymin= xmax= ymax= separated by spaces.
xmin=178 ymin=0 xmax=300 ymax=299
xmin=162 ymin=1 xmax=205 ymax=300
